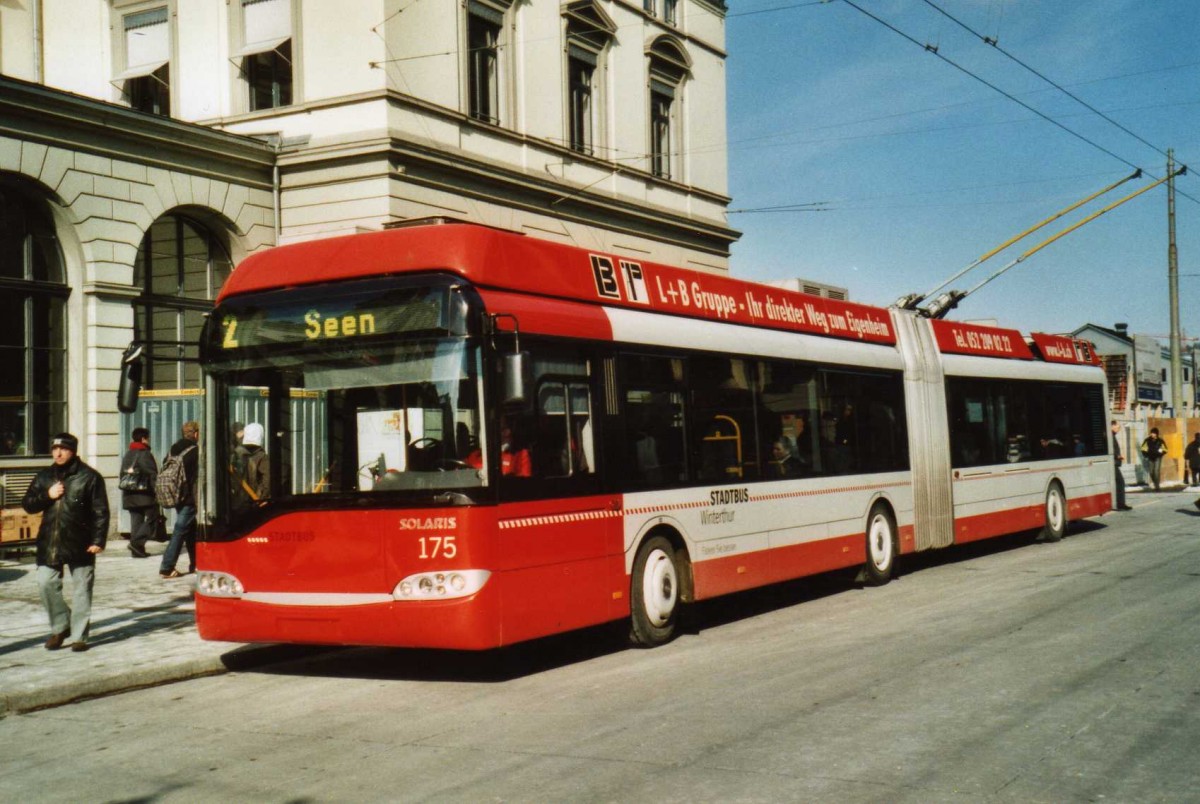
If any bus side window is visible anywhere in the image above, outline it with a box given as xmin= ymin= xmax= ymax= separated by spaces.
xmin=620 ymin=353 xmax=687 ymax=488
xmin=819 ymin=371 xmax=859 ymax=475
xmin=690 ymin=356 xmax=757 ymax=482
xmin=533 ymin=381 xmax=593 ymax=478
xmin=757 ymin=359 xmax=820 ymax=476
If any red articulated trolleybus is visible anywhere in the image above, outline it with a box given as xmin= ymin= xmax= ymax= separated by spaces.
xmin=168 ymin=220 xmax=1110 ymax=649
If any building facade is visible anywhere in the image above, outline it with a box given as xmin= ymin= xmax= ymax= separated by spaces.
xmin=0 ymin=0 xmax=735 ymax=535
xmin=1073 ymin=322 xmax=1198 ymax=486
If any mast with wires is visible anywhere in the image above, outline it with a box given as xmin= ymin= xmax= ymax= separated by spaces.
xmin=894 ymin=170 xmax=1142 ymax=311
xmin=1169 ymin=149 xmax=1183 ymax=414
xmin=896 ymin=168 xmax=1186 ymax=319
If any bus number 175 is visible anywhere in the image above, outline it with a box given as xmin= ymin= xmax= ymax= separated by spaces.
xmin=418 ymin=536 xmax=457 ymax=559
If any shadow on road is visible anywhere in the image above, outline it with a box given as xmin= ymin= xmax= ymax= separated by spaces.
xmin=0 ymin=567 xmax=27 ymax=584
xmin=228 ymin=520 xmax=1112 ymax=683
xmin=0 ymin=594 xmax=196 ymax=657
xmin=225 ymin=624 xmax=628 ymax=684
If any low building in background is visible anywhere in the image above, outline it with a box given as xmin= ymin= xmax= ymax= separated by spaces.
xmin=1073 ymin=322 xmax=1198 ymax=487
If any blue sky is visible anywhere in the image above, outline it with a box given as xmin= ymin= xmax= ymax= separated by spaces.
xmin=725 ymin=0 xmax=1200 ymax=341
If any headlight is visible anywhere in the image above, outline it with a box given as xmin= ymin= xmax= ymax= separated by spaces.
xmin=196 ymin=571 xmax=245 ymax=598
xmin=393 ymin=570 xmax=490 ymax=601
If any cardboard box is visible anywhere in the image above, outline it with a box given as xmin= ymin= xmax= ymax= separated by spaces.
xmin=1 ymin=508 xmax=41 ymax=544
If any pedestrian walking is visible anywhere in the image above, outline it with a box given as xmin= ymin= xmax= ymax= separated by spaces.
xmin=160 ymin=421 xmax=199 ymax=579
xmin=1184 ymin=433 xmax=1200 ymax=488
xmin=1111 ymin=421 xmax=1131 ymax=510
xmin=22 ymin=433 xmax=110 ymax=652
xmin=119 ymin=426 xmax=158 ymax=558
xmin=1140 ymin=427 xmax=1167 ymax=492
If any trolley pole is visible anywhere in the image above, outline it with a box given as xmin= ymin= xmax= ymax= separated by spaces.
xmin=1168 ymin=150 xmax=1183 ymax=415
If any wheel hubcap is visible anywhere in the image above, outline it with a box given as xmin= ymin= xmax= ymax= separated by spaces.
xmin=869 ymin=515 xmax=893 ymax=571
xmin=1049 ymin=491 xmax=1064 ymax=531
xmin=642 ymin=548 xmax=678 ymax=627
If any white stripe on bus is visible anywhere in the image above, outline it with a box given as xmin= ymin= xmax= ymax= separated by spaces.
xmin=240 ymin=592 xmax=393 ymax=606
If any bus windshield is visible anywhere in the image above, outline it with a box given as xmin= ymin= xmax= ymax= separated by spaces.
xmin=204 ymin=279 xmax=489 ymax=523
xmin=214 ymin=340 xmax=488 ymax=514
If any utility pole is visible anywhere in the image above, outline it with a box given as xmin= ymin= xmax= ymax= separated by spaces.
xmin=1168 ymin=149 xmax=1183 ymax=415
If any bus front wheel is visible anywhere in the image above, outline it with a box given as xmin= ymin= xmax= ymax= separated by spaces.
xmin=862 ymin=503 xmax=897 ymax=586
xmin=1041 ymin=483 xmax=1067 ymax=542
xmin=629 ymin=536 xmax=680 ymax=648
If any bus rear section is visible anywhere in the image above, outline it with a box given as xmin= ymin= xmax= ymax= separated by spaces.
xmin=932 ymin=323 xmax=1112 ymax=545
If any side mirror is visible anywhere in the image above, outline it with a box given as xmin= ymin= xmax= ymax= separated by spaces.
xmin=117 ymin=342 xmax=144 ymax=414
xmin=501 ymin=351 xmax=530 ymax=407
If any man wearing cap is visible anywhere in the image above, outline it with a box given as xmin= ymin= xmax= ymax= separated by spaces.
xmin=160 ymin=421 xmax=199 ymax=579
xmin=22 ymin=432 xmax=110 ymax=652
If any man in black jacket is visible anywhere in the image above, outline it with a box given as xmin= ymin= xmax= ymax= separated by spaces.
xmin=22 ymin=432 xmax=110 ymax=652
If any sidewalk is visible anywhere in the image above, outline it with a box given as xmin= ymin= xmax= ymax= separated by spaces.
xmin=0 ymin=538 xmax=283 ymax=718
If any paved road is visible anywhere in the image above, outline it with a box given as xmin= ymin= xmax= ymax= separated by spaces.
xmin=3 ymin=495 xmax=1199 ymax=802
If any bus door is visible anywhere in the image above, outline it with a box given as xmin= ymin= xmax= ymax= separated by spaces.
xmin=493 ymin=352 xmax=621 ymax=642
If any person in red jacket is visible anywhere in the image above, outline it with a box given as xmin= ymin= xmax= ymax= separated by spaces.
xmin=466 ymin=421 xmax=531 ymax=477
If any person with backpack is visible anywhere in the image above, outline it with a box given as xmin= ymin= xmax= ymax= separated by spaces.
xmin=159 ymin=421 xmax=199 ymax=579
xmin=119 ymin=426 xmax=158 ymax=558
xmin=233 ymin=423 xmax=271 ymax=506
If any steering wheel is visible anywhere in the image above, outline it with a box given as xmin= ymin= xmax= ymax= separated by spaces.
xmin=433 ymin=458 xmax=473 ymax=471
xmin=410 ymin=437 xmax=441 ymax=450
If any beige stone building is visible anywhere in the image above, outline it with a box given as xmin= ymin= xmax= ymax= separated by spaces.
xmin=0 ymin=0 xmax=735 ymax=534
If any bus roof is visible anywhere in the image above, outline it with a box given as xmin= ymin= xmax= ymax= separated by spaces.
xmin=220 ymin=221 xmax=1098 ymax=363
xmin=221 ymin=222 xmax=897 ymax=345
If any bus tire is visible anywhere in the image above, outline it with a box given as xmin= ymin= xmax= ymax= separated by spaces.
xmin=1041 ymin=482 xmax=1067 ymax=542
xmin=629 ymin=535 xmax=681 ymax=648
xmin=863 ymin=503 xmax=897 ymax=586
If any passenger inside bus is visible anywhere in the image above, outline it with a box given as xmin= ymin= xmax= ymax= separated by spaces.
xmin=1038 ymin=436 xmax=1065 ymax=459
xmin=770 ymin=438 xmax=805 ymax=477
xmin=232 ymin=422 xmax=270 ymax=506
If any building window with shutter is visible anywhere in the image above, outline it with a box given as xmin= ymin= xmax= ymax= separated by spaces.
xmin=236 ymin=0 xmax=294 ymax=111
xmin=115 ymin=6 xmax=171 ymax=116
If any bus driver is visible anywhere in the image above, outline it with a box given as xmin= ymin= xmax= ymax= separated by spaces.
xmin=467 ymin=420 xmax=531 ymax=477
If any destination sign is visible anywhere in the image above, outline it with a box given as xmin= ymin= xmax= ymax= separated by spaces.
xmin=213 ymin=285 xmax=451 ymax=351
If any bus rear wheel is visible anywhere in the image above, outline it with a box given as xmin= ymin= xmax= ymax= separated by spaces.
xmin=1041 ymin=483 xmax=1067 ymax=542
xmin=862 ymin=503 xmax=897 ymax=586
xmin=629 ymin=536 xmax=680 ymax=647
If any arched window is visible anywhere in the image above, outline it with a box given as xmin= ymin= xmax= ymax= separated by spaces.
xmin=0 ymin=181 xmax=67 ymax=457
xmin=647 ymin=37 xmax=690 ymax=180
xmin=133 ymin=213 xmax=232 ymax=390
